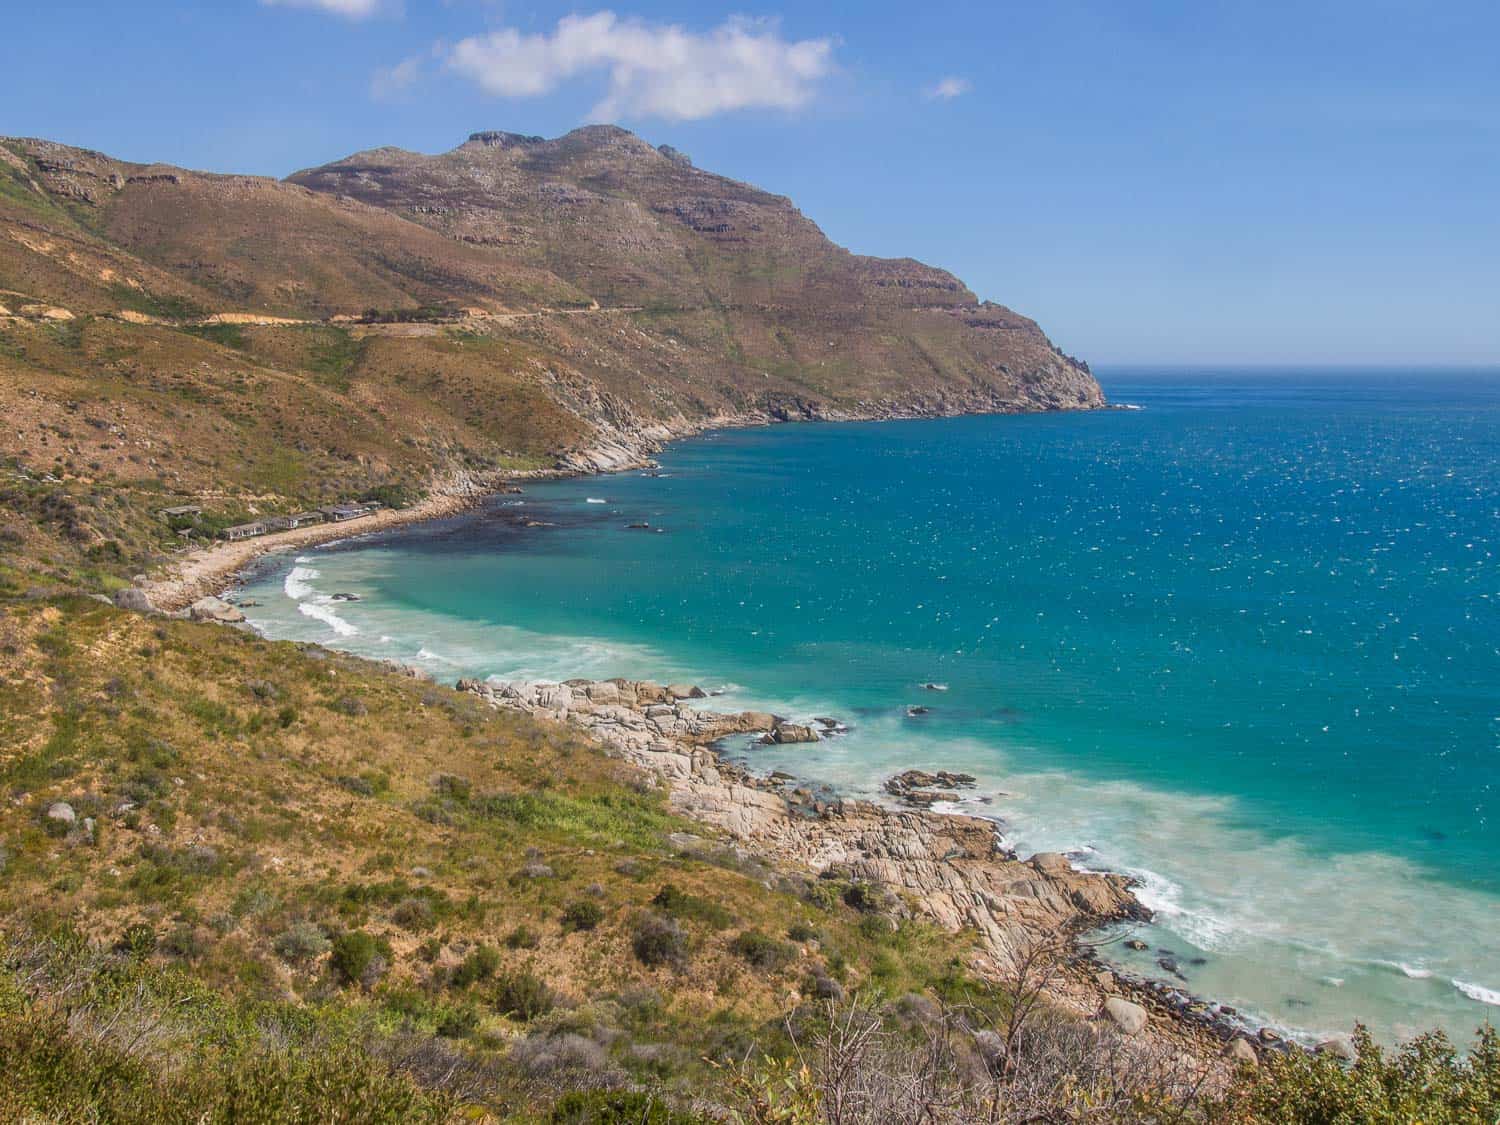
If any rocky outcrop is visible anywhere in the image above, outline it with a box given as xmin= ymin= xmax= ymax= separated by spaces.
xmin=760 ymin=722 xmax=819 ymax=745
xmin=1103 ymin=996 xmax=1150 ymax=1036
xmin=113 ymin=587 xmax=157 ymax=614
xmin=459 ymin=676 xmax=1144 ymax=970
xmin=188 ymin=596 xmax=245 ymax=624
xmin=885 ymin=768 xmax=977 ymax=807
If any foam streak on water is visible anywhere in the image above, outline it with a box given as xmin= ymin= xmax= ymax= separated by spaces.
xmin=235 ymin=368 xmax=1500 ymax=1045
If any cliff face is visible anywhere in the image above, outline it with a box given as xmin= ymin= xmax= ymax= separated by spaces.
xmin=287 ymin=126 xmax=1102 ymax=426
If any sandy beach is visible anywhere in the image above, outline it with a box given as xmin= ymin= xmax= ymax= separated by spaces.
xmin=139 ymin=486 xmax=484 ymax=612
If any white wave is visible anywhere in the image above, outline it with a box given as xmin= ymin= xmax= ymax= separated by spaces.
xmin=586 ymin=497 xmax=607 ymax=504
xmin=297 ymin=601 xmax=358 ymax=636
xmin=284 ymin=566 xmax=319 ymax=600
xmin=1453 ymin=979 xmax=1500 ymax=1006
xmin=1372 ymin=961 xmax=1436 ymax=980
xmin=1124 ymin=866 xmax=1239 ymax=953
xmin=417 ymin=647 xmax=457 ymax=664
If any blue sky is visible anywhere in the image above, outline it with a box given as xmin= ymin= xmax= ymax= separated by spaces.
xmin=3 ymin=1 xmax=1497 ymax=365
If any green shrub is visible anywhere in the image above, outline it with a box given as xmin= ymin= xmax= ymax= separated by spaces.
xmin=560 ymin=900 xmax=605 ymax=933
xmin=158 ymin=924 xmax=207 ymax=961
xmin=431 ymin=773 xmax=471 ymax=801
xmin=631 ymin=913 xmax=687 ymax=969
xmin=787 ymin=921 xmax=819 ymax=943
xmin=114 ymin=922 xmax=156 ymax=960
xmin=729 ymin=930 xmax=795 ymax=972
xmin=506 ymin=924 xmax=541 ymax=950
xmin=1237 ymin=1024 xmax=1500 ymax=1123
xmin=493 ymin=970 xmax=556 ymax=1021
xmin=451 ymin=944 xmax=501 ymax=989
xmin=391 ymin=896 xmax=436 ymax=931
xmin=551 ymin=1088 xmax=711 ymax=1124
xmin=360 ymin=482 xmax=415 ymax=510
xmin=651 ymin=884 xmax=733 ymax=929
xmin=330 ymin=930 xmax=386 ymax=987
xmin=435 ymin=1005 xmax=480 ymax=1039
xmin=0 ymin=1008 xmax=451 ymax=1124
xmin=272 ymin=922 xmax=330 ymax=963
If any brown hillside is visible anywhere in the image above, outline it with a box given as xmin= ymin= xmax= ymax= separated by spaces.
xmin=0 ymin=127 xmax=1100 ymax=595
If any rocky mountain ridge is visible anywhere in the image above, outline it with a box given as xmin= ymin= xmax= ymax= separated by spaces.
xmin=0 ymin=124 xmax=1098 ymax=596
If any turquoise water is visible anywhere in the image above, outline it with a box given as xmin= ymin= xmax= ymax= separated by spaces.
xmin=238 ymin=369 xmax=1500 ymax=1044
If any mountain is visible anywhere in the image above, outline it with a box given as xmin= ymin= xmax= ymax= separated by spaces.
xmin=0 ymin=126 xmax=1099 ymax=593
xmin=288 ymin=127 xmax=1100 ymax=423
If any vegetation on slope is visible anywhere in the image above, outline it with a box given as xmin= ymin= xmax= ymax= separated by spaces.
xmin=0 ymin=598 xmax=979 ymax=1118
xmin=3 ymin=598 xmax=1495 ymax=1121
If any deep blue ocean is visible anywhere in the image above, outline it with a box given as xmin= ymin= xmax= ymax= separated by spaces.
xmin=239 ymin=369 xmax=1500 ymax=1043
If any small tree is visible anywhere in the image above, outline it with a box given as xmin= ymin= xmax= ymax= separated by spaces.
xmin=560 ymin=900 xmax=605 ymax=933
xmin=330 ymin=930 xmax=385 ymax=987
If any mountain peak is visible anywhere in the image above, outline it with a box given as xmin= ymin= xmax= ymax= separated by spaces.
xmin=456 ymin=124 xmax=668 ymax=160
xmin=461 ymin=130 xmax=546 ymax=151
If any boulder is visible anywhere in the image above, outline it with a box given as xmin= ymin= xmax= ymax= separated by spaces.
xmin=737 ymin=711 xmax=779 ymax=731
xmin=1225 ymin=1038 xmax=1258 ymax=1067
xmin=113 ymin=587 xmax=156 ymax=613
xmin=1029 ymin=852 xmax=1072 ymax=875
xmin=584 ymin=681 xmax=620 ymax=704
xmin=971 ymin=1029 xmax=1006 ymax=1066
xmin=762 ymin=723 xmax=819 ymax=745
xmin=188 ymin=596 xmax=245 ymax=624
xmin=46 ymin=801 xmax=76 ymax=825
xmin=1316 ymin=1036 xmax=1357 ymax=1062
xmin=667 ymin=683 xmax=706 ymax=700
xmin=1102 ymin=997 xmax=1148 ymax=1036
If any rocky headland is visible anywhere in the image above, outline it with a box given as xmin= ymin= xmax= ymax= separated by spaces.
xmin=457 ymin=676 xmax=1268 ymax=1066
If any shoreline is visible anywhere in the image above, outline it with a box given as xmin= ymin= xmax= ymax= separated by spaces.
xmin=456 ymin=675 xmax=1259 ymax=1068
xmin=136 ymin=393 xmax=1103 ymax=614
xmin=146 ymin=400 xmax=1303 ymax=1062
xmin=194 ymin=406 xmax=1307 ymax=1062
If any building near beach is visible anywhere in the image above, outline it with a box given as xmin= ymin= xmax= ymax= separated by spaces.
xmin=321 ymin=503 xmax=376 ymax=522
xmin=221 ymin=521 xmax=268 ymax=541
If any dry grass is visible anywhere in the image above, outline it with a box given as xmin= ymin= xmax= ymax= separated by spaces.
xmin=0 ymin=598 xmax=978 ymax=1109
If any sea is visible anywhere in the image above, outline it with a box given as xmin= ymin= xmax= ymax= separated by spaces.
xmin=235 ymin=368 xmax=1500 ymax=1045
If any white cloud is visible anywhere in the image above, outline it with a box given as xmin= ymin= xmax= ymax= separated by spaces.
xmin=446 ymin=11 xmax=836 ymax=121
xmin=372 ymin=54 xmax=426 ymax=99
xmin=262 ymin=0 xmax=385 ymax=19
xmin=926 ymin=76 xmax=972 ymax=100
